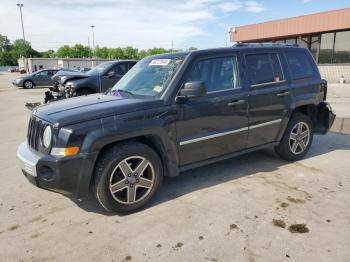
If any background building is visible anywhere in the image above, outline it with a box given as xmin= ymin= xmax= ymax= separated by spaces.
xmin=230 ymin=8 xmax=350 ymax=83
xmin=18 ymin=57 xmax=114 ymax=73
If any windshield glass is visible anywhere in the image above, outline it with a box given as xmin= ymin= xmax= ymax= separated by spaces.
xmin=110 ymin=55 xmax=186 ymax=97
xmin=87 ymin=62 xmax=113 ymax=75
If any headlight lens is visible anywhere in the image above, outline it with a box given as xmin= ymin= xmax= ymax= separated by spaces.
xmin=42 ymin=126 xmax=52 ymax=148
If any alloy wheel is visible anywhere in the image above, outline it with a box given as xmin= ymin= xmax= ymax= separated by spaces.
xmin=25 ymin=81 xmax=33 ymax=88
xmin=289 ymin=122 xmax=310 ymax=154
xmin=109 ymin=156 xmax=155 ymax=204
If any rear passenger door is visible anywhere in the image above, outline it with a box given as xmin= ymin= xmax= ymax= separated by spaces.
xmin=176 ymin=53 xmax=249 ymax=165
xmin=244 ymin=51 xmax=290 ymax=148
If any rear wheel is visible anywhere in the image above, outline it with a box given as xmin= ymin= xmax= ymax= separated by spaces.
xmin=275 ymin=113 xmax=313 ymax=161
xmin=23 ymin=80 xmax=34 ymax=89
xmin=93 ymin=142 xmax=163 ymax=213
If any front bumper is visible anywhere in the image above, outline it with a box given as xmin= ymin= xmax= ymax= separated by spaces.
xmin=16 ymin=141 xmax=97 ymax=198
xmin=12 ymin=80 xmax=22 ymax=87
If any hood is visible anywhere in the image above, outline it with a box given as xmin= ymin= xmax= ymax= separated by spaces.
xmin=52 ymin=71 xmax=89 ymax=84
xmin=33 ymin=94 xmax=163 ymax=126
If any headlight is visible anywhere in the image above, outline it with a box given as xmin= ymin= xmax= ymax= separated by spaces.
xmin=42 ymin=126 xmax=52 ymax=148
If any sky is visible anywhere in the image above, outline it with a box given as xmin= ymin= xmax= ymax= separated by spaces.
xmin=0 ymin=0 xmax=349 ymax=51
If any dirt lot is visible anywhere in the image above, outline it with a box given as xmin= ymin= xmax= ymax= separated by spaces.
xmin=0 ymin=72 xmax=349 ymax=262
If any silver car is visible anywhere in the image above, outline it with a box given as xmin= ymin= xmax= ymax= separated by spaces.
xmin=12 ymin=69 xmax=60 ymax=88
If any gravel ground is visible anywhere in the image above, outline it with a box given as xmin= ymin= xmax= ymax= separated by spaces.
xmin=0 ymin=72 xmax=349 ymax=262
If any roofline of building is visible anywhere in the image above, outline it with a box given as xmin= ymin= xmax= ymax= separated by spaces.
xmin=231 ymin=7 xmax=349 ymax=30
xmin=230 ymin=8 xmax=350 ymax=42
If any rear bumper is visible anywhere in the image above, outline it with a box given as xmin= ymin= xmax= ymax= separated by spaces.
xmin=314 ymin=101 xmax=336 ymax=134
xmin=17 ymin=141 xmax=97 ymax=198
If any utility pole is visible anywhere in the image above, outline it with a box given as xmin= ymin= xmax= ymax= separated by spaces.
xmin=17 ymin=3 xmax=28 ymax=72
xmin=171 ymin=40 xmax=173 ymax=52
xmin=90 ymin=25 xmax=95 ymax=50
xmin=17 ymin=3 xmax=26 ymax=43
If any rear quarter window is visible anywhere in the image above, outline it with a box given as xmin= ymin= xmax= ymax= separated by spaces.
xmin=245 ymin=53 xmax=284 ymax=86
xmin=285 ymin=51 xmax=314 ymax=80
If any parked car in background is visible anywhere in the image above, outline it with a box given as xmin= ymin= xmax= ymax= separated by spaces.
xmin=78 ymin=67 xmax=91 ymax=73
xmin=53 ymin=60 xmax=137 ymax=95
xmin=17 ymin=44 xmax=335 ymax=213
xmin=43 ymin=60 xmax=137 ymax=103
xmin=12 ymin=68 xmax=76 ymax=89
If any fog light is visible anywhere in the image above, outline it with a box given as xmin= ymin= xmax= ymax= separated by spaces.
xmin=51 ymin=147 xmax=79 ymax=157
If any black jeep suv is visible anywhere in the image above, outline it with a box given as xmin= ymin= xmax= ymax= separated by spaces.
xmin=17 ymin=44 xmax=335 ymax=213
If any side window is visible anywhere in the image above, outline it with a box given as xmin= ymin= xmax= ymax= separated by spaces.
xmin=36 ymin=70 xmax=49 ymax=76
xmin=115 ymin=63 xmax=129 ymax=76
xmin=285 ymin=51 xmax=314 ymax=80
xmin=185 ymin=56 xmax=240 ymax=92
xmin=245 ymin=53 xmax=284 ymax=86
xmin=128 ymin=62 xmax=137 ymax=70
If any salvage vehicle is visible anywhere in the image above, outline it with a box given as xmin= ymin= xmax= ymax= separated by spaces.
xmin=44 ymin=60 xmax=137 ymax=103
xmin=17 ymin=44 xmax=335 ymax=213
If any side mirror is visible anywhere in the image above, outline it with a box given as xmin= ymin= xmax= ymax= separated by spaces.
xmin=176 ymin=81 xmax=206 ymax=103
xmin=106 ymin=71 xmax=115 ymax=78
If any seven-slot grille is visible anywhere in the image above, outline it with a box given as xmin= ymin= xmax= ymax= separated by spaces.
xmin=27 ymin=117 xmax=47 ymax=151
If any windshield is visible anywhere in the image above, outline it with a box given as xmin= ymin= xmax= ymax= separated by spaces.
xmin=87 ymin=62 xmax=113 ymax=76
xmin=110 ymin=55 xmax=186 ymax=97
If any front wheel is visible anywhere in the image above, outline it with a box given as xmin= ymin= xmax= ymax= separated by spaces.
xmin=93 ymin=142 xmax=163 ymax=213
xmin=23 ymin=80 xmax=33 ymax=89
xmin=275 ymin=113 xmax=313 ymax=161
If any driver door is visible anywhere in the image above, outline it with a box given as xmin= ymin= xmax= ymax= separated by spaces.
xmin=101 ymin=63 xmax=129 ymax=92
xmin=34 ymin=70 xmax=51 ymax=86
xmin=175 ymin=53 xmax=249 ymax=165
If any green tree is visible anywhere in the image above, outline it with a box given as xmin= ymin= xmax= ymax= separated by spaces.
xmin=138 ymin=49 xmax=148 ymax=59
xmin=147 ymin=47 xmax=171 ymax=56
xmin=123 ymin=46 xmax=138 ymax=59
xmin=56 ymin=45 xmax=72 ymax=57
xmin=188 ymin=47 xmax=198 ymax=51
xmin=0 ymin=34 xmax=11 ymax=52
xmin=95 ymin=47 xmax=109 ymax=59
xmin=70 ymin=44 xmax=91 ymax=58
xmin=108 ymin=47 xmax=124 ymax=59
xmin=40 ymin=49 xmax=55 ymax=58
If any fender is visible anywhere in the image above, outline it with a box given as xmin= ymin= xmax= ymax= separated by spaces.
xmin=74 ymin=106 xmax=180 ymax=198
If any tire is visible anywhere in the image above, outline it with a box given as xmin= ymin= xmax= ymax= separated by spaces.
xmin=23 ymin=80 xmax=34 ymax=89
xmin=75 ymin=89 xmax=94 ymax=96
xmin=275 ymin=113 xmax=313 ymax=161
xmin=93 ymin=142 xmax=163 ymax=213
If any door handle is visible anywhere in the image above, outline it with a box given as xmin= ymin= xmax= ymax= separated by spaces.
xmin=227 ymin=99 xmax=245 ymax=107
xmin=277 ymin=91 xmax=290 ymax=97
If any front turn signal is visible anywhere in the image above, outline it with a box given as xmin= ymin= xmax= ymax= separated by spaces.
xmin=51 ymin=147 xmax=80 ymax=158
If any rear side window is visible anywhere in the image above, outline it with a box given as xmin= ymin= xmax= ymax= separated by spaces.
xmin=245 ymin=53 xmax=284 ymax=86
xmin=285 ymin=51 xmax=314 ymax=80
xmin=185 ymin=56 xmax=240 ymax=92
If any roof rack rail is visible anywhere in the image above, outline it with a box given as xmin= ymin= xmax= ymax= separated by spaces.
xmin=233 ymin=42 xmax=300 ymax=47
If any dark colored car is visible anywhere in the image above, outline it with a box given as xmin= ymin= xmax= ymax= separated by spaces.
xmin=17 ymin=44 xmax=335 ymax=213
xmin=52 ymin=60 xmax=137 ymax=96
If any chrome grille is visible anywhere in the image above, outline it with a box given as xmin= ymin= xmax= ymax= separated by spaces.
xmin=27 ymin=117 xmax=47 ymax=151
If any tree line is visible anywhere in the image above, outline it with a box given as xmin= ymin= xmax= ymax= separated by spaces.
xmin=0 ymin=34 xmax=197 ymax=66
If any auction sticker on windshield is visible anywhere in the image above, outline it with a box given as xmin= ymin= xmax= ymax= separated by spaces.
xmin=149 ymin=59 xmax=171 ymax=66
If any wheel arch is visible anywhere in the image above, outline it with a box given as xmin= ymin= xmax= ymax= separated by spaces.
xmin=80 ymin=133 xmax=179 ymax=199
xmin=23 ymin=79 xmax=35 ymax=87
